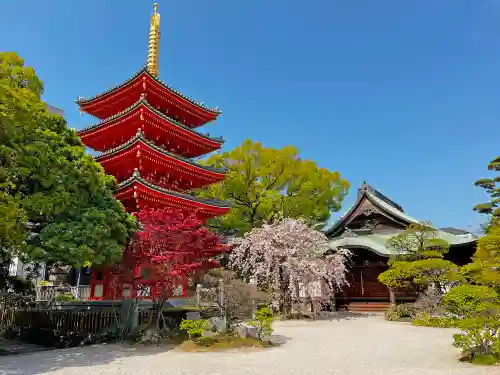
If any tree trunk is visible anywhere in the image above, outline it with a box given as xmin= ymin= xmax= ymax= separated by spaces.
xmin=154 ymin=285 xmax=168 ymax=331
xmin=389 ymin=288 xmax=396 ymax=306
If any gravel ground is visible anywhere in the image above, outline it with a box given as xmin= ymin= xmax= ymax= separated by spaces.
xmin=0 ymin=314 xmax=498 ymax=375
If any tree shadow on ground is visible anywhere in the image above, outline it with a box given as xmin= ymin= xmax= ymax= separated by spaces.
xmin=269 ymin=334 xmax=292 ymax=346
xmin=0 ymin=342 xmax=177 ymax=375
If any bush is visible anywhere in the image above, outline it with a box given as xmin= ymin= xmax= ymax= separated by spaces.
xmin=472 ymin=354 xmax=499 ymax=366
xmin=249 ymin=306 xmax=274 ymax=340
xmin=412 ymin=286 xmax=444 ymax=314
xmin=411 ymin=312 xmax=459 ymax=328
xmin=194 ymin=336 xmax=219 ymax=347
xmin=179 ymin=319 xmax=207 ymax=339
xmin=385 ymin=303 xmax=415 ymax=321
xmin=54 ymin=293 xmax=75 ymax=301
xmin=453 ymin=313 xmax=500 ymax=365
xmin=180 ymin=334 xmax=274 ymax=351
xmin=442 ymin=285 xmax=499 ymax=319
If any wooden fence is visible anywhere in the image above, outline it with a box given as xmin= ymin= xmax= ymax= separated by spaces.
xmin=35 ymin=285 xmax=91 ymax=301
xmin=0 ymin=308 xmax=120 ymax=335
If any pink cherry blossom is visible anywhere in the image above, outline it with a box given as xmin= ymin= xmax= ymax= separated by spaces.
xmin=229 ymin=218 xmax=351 ymax=312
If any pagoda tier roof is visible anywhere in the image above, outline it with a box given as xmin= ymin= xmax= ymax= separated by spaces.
xmin=76 ymin=68 xmax=220 ymax=127
xmin=116 ymin=170 xmax=230 ymax=217
xmin=77 ymin=98 xmax=223 ymax=157
xmin=96 ymin=129 xmax=226 ymax=190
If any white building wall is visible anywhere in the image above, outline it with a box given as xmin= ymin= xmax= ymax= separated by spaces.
xmin=8 ymin=257 xmax=46 ymax=284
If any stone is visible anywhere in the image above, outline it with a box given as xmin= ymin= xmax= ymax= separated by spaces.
xmin=186 ymin=312 xmax=201 ymax=321
xmin=235 ymin=323 xmax=258 ymax=339
xmin=206 ymin=317 xmax=226 ymax=332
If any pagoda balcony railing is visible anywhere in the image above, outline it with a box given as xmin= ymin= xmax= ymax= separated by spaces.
xmin=35 ymin=285 xmax=91 ymax=301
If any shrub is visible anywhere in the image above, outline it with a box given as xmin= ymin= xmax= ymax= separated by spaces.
xmin=453 ymin=313 xmax=500 ymax=365
xmin=194 ymin=336 xmax=219 ymax=347
xmin=249 ymin=306 xmax=274 ymax=341
xmin=412 ymin=285 xmax=444 ymax=314
xmin=385 ymin=303 xmax=415 ymax=321
xmin=412 ymin=312 xmax=459 ymax=328
xmin=179 ymin=334 xmax=274 ymax=351
xmin=179 ymin=319 xmax=207 ymax=339
xmin=442 ymin=285 xmax=499 ymax=319
xmin=54 ymin=293 xmax=75 ymax=301
xmin=472 ymin=354 xmax=499 ymax=366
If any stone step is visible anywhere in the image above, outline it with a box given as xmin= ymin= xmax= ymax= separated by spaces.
xmin=346 ymin=302 xmax=391 ymax=312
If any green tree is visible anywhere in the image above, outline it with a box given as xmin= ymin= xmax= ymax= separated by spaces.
xmin=473 ymin=155 xmax=500 ymax=220
xmin=462 ymin=156 xmax=500 ymax=292
xmin=378 ymin=222 xmax=463 ymax=294
xmin=0 ymin=52 xmax=136 ymax=268
xmin=442 ymin=284 xmax=499 ymax=319
xmin=196 ymin=139 xmax=349 ymax=235
xmin=446 ymin=157 xmax=500 ymax=365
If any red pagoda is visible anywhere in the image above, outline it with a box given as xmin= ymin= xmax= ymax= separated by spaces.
xmin=76 ymin=3 xmax=229 ymax=300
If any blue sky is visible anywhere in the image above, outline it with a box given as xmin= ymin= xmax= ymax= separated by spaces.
xmin=1 ymin=0 xmax=499 ymax=231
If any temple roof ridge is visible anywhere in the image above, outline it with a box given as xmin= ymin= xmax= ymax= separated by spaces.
xmin=96 ymin=128 xmax=228 ymax=175
xmin=359 ymin=181 xmax=404 ymax=212
xmin=326 ymin=182 xmax=479 ymax=243
xmin=75 ymin=67 xmax=221 ymax=114
xmin=77 ymin=97 xmax=224 ymax=144
xmin=326 ymin=182 xmax=417 ymax=237
xmin=119 ymin=170 xmax=231 ymax=208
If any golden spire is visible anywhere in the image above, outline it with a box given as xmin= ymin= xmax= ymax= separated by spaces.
xmin=146 ymin=2 xmax=161 ymax=77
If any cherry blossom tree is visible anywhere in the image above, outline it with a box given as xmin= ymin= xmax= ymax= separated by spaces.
xmin=115 ymin=208 xmax=230 ymax=331
xmin=229 ymin=218 xmax=351 ymax=315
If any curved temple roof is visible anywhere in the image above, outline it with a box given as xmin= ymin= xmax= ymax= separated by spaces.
xmin=96 ymin=128 xmax=227 ymax=176
xmin=117 ymin=170 xmax=231 ymax=210
xmin=325 ymin=182 xmax=477 ymax=256
xmin=77 ymin=97 xmax=224 ymax=145
xmin=76 ymin=68 xmax=221 ymax=116
xmin=325 ymin=183 xmax=418 ymax=237
xmin=326 ymin=232 xmax=477 ymax=258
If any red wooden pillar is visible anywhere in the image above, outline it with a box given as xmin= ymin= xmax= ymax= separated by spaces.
xmin=89 ymin=268 xmax=106 ymax=300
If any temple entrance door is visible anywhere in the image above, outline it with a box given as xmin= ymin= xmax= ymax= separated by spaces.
xmin=359 ymin=266 xmax=390 ymax=298
xmin=342 ymin=266 xmax=389 ymax=299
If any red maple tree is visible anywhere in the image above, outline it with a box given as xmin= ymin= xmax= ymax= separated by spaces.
xmin=114 ymin=208 xmax=230 ymax=328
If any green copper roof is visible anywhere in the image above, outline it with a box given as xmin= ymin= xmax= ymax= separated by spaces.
xmin=118 ymin=170 xmax=230 ymax=209
xmin=76 ymin=67 xmax=221 ymax=115
xmin=327 ymin=234 xmax=396 ymax=257
xmin=366 ymin=191 xmax=477 ymax=244
xmin=366 ymin=191 xmax=420 ymax=224
xmin=325 ymin=183 xmax=478 ymax=256
xmin=77 ymin=97 xmax=224 ymax=145
xmin=327 ymin=231 xmax=476 ymax=257
xmin=97 ymin=129 xmax=227 ymax=175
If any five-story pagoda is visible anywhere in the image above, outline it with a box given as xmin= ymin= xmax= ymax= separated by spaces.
xmin=76 ymin=3 xmax=229 ymax=300
xmin=77 ymin=3 xmax=229 ymax=218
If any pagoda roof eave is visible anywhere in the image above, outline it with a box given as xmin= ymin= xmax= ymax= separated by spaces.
xmin=96 ymin=129 xmax=228 ymax=176
xmin=117 ymin=171 xmax=231 ymax=210
xmin=76 ymin=97 xmax=224 ymax=146
xmin=75 ymin=67 xmax=221 ymax=116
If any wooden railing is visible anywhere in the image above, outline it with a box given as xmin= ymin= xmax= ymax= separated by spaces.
xmin=35 ymin=285 xmax=92 ymax=301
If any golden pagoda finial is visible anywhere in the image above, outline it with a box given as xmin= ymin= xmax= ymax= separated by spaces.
xmin=146 ymin=2 xmax=161 ymax=77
